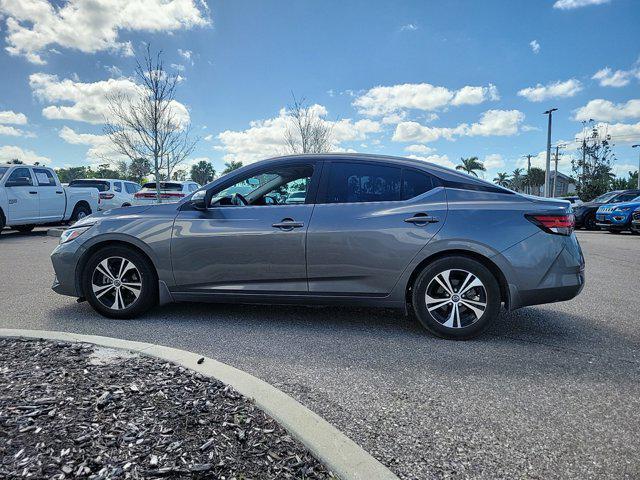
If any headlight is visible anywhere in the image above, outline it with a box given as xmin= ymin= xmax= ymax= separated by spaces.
xmin=59 ymin=225 xmax=92 ymax=244
xmin=614 ymin=207 xmax=631 ymax=213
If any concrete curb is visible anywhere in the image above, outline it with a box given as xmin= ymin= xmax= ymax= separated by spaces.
xmin=0 ymin=328 xmax=399 ymax=480
xmin=47 ymin=227 xmax=66 ymax=237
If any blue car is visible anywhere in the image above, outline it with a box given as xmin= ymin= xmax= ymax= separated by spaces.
xmin=596 ymin=195 xmax=640 ymax=233
xmin=631 ymin=207 xmax=640 ymax=233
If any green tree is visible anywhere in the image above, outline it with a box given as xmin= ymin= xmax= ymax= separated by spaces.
xmin=5 ymin=158 xmax=24 ymax=164
xmin=510 ymin=168 xmax=525 ymax=192
xmin=493 ymin=172 xmax=510 ymax=187
xmin=190 ymin=160 xmax=216 ymax=185
xmin=524 ymin=167 xmax=546 ymax=195
xmin=571 ymin=123 xmax=616 ymax=201
xmin=455 ymin=157 xmax=485 ymax=177
xmin=95 ymin=163 xmax=121 ymax=179
xmin=172 ymin=169 xmax=187 ymax=181
xmin=55 ymin=166 xmax=93 ymax=183
xmin=128 ymin=158 xmax=152 ymax=184
xmin=222 ymin=160 xmax=243 ymax=175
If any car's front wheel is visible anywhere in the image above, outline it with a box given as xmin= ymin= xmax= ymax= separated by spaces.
xmin=412 ymin=256 xmax=501 ymax=340
xmin=82 ymin=246 xmax=158 ymax=319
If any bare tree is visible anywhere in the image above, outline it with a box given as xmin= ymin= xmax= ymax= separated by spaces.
xmin=284 ymin=94 xmax=333 ymax=154
xmin=104 ymin=45 xmax=198 ymax=202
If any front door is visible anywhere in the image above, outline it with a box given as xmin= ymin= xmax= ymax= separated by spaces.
xmin=33 ymin=168 xmax=65 ymax=221
xmin=171 ymin=162 xmax=319 ymax=294
xmin=4 ymin=167 xmax=39 ymax=223
xmin=306 ymin=161 xmax=447 ymax=295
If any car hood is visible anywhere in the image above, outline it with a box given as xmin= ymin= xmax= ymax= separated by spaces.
xmin=575 ymin=201 xmax=602 ymax=209
xmin=603 ymin=201 xmax=640 ymax=210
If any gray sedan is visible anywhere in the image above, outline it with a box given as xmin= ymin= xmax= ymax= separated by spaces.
xmin=51 ymin=154 xmax=585 ymax=339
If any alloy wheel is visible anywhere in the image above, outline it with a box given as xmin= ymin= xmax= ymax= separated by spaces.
xmin=425 ymin=269 xmax=488 ymax=329
xmin=91 ymin=256 xmax=142 ymax=310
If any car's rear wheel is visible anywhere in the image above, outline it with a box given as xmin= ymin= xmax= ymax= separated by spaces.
xmin=412 ymin=256 xmax=501 ymax=340
xmin=584 ymin=213 xmax=599 ymax=230
xmin=70 ymin=203 xmax=91 ymax=223
xmin=82 ymin=246 xmax=158 ymax=319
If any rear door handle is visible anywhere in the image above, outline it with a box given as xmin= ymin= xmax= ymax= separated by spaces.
xmin=29 ymin=191 xmax=38 ymax=195
xmin=56 ymin=191 xmax=63 ymax=194
xmin=272 ymin=219 xmax=304 ymax=230
xmin=405 ymin=213 xmax=439 ymax=224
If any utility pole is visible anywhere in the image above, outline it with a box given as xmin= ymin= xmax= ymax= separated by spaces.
xmin=543 ymin=108 xmax=557 ymax=198
xmin=551 ymin=144 xmax=566 ymax=198
xmin=634 ymin=144 xmax=640 ymax=189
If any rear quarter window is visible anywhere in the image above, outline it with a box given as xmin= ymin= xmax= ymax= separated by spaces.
xmin=402 ymin=169 xmax=438 ymax=200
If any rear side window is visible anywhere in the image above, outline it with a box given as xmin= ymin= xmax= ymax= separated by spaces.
xmin=614 ymin=193 xmax=638 ymax=202
xmin=402 ymin=169 xmax=437 ymax=200
xmin=124 ymin=183 xmax=139 ymax=194
xmin=325 ymin=162 xmax=401 ymax=204
xmin=69 ymin=180 xmax=110 ymax=192
xmin=33 ymin=168 xmax=56 ymax=187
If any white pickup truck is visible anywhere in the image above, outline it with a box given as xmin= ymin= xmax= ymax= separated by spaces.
xmin=0 ymin=165 xmax=99 ymax=233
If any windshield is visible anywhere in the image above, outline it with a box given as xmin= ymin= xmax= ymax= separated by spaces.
xmin=141 ymin=182 xmax=183 ymax=191
xmin=593 ymin=192 xmax=618 ymax=203
xmin=69 ymin=180 xmax=110 ymax=191
xmin=0 ymin=166 xmax=8 ymax=180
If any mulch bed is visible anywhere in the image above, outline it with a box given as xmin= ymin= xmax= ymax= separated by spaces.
xmin=0 ymin=338 xmax=337 ymax=479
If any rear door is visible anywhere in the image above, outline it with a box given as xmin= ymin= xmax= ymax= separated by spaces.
xmin=306 ymin=160 xmax=447 ymax=295
xmin=4 ymin=167 xmax=39 ymax=223
xmin=33 ymin=168 xmax=65 ymax=221
xmin=171 ymin=161 xmax=320 ymax=293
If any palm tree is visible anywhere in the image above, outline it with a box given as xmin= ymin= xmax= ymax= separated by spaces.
xmin=493 ymin=172 xmax=510 ymax=187
xmin=221 ymin=160 xmax=243 ymax=175
xmin=511 ymin=168 xmax=524 ymax=192
xmin=456 ymin=157 xmax=485 ymax=177
xmin=524 ymin=167 xmax=546 ymax=196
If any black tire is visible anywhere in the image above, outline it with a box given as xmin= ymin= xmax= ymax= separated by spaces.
xmin=412 ymin=256 xmax=501 ymax=340
xmin=70 ymin=203 xmax=91 ymax=222
xmin=15 ymin=224 xmax=35 ymax=233
xmin=584 ymin=213 xmax=599 ymax=231
xmin=0 ymin=209 xmax=5 ymax=235
xmin=82 ymin=246 xmax=158 ymax=319
xmin=608 ymin=229 xmax=622 ymax=234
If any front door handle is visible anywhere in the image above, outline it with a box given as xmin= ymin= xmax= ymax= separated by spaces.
xmin=272 ymin=218 xmax=304 ymax=230
xmin=28 ymin=191 xmax=38 ymax=195
xmin=56 ymin=191 xmax=63 ymax=194
xmin=405 ymin=213 xmax=439 ymax=225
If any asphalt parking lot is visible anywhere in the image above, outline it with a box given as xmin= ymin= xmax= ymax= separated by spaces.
xmin=1 ymin=228 xmax=639 ymax=479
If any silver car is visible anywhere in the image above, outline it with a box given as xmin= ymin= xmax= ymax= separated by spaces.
xmin=51 ymin=154 xmax=585 ymax=339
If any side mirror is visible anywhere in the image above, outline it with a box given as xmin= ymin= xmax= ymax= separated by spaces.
xmin=190 ymin=190 xmax=213 ymax=210
xmin=5 ymin=177 xmax=32 ymax=187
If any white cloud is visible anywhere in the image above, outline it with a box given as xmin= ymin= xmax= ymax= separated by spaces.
xmin=58 ymin=125 xmax=124 ymax=164
xmin=0 ymin=0 xmax=210 ymax=64
xmin=406 ymin=154 xmax=455 ymax=169
xmin=0 ymin=145 xmax=50 ymax=164
xmin=104 ymin=65 xmax=123 ymax=78
xmin=178 ymin=48 xmax=194 ymax=64
xmin=529 ymin=40 xmax=540 ymax=54
xmin=517 ymin=78 xmax=582 ymax=102
xmin=612 ymin=163 xmax=638 ymax=177
xmin=0 ymin=110 xmax=27 ymax=125
xmin=553 ymin=0 xmax=611 ymax=9
xmin=217 ymin=106 xmax=381 ymax=165
xmin=587 ymin=121 xmax=640 ymax=144
xmin=405 ymin=144 xmax=434 ymax=154
xmin=592 ymin=67 xmax=639 ymax=87
xmin=353 ymin=82 xmax=500 ymax=117
xmin=29 ymin=73 xmax=190 ymax=126
xmin=483 ymin=154 xmax=505 ymax=169
xmin=0 ymin=125 xmax=33 ymax=137
xmin=400 ymin=23 xmax=418 ymax=31
xmin=393 ymin=109 xmax=525 ymax=143
xmin=574 ymin=99 xmax=640 ymax=122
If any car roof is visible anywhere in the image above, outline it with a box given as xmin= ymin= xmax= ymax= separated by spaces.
xmin=231 ymin=153 xmax=509 ymax=191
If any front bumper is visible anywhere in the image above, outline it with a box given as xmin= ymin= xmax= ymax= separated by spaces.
xmin=50 ymin=240 xmax=86 ymax=298
xmin=595 ymin=212 xmax=631 ymax=230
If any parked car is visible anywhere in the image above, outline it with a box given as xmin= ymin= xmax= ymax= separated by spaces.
xmin=573 ymin=189 xmax=640 ymax=230
xmin=50 ymin=154 xmax=585 ymax=340
xmin=631 ymin=207 xmax=640 ymax=233
xmin=596 ymin=195 xmax=640 ymax=233
xmin=0 ymin=165 xmax=99 ymax=233
xmin=133 ymin=181 xmax=200 ymax=205
xmin=68 ymin=179 xmax=141 ymax=211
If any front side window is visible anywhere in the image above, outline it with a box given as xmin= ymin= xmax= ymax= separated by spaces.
xmin=0 ymin=167 xmax=9 ymax=180
xmin=613 ymin=193 xmax=638 ymax=203
xmin=325 ymin=162 xmax=401 ymax=204
xmin=113 ymin=182 xmax=122 ymax=192
xmin=33 ymin=168 xmax=56 ymax=187
xmin=211 ymin=164 xmax=314 ymax=207
xmin=7 ymin=168 xmax=33 ymax=186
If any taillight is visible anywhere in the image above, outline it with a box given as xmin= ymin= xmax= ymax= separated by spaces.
xmin=100 ymin=193 xmax=114 ymax=200
xmin=526 ymin=214 xmax=575 ymax=236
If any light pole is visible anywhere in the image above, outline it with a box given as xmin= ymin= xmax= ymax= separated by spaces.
xmin=543 ymin=108 xmax=558 ymax=197
xmin=633 ymin=144 xmax=640 ymax=189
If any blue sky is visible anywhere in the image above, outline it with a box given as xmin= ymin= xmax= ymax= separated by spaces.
xmin=0 ymin=0 xmax=639 ymax=180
